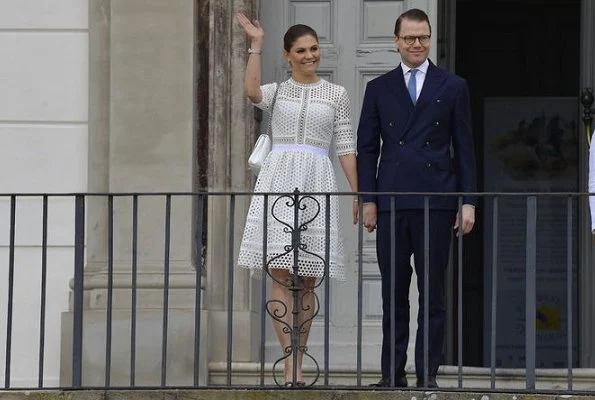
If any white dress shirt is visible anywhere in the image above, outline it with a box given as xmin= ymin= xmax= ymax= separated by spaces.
xmin=589 ymin=129 xmax=595 ymax=232
xmin=401 ymin=59 xmax=429 ymax=101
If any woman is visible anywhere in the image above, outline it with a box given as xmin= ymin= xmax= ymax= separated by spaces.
xmin=236 ymin=13 xmax=358 ymax=386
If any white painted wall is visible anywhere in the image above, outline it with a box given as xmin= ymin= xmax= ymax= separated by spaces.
xmin=0 ymin=0 xmax=88 ymax=387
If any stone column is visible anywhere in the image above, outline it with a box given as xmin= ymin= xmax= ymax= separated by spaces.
xmin=60 ymin=0 xmax=205 ymax=386
xmin=205 ymin=0 xmax=262 ymax=365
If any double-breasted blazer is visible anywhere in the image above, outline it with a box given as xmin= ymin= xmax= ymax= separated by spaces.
xmin=357 ymin=60 xmax=477 ymax=211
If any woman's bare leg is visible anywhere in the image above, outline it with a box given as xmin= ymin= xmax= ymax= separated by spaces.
xmin=268 ymin=268 xmax=299 ymax=383
xmin=296 ymin=276 xmax=317 ymax=383
xmin=268 ymin=268 xmax=319 ymax=384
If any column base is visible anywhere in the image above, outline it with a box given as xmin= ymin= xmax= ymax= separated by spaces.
xmin=207 ymin=309 xmax=260 ymax=363
xmin=60 ymin=308 xmax=208 ymax=387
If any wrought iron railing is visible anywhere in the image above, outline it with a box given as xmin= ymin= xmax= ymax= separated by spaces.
xmin=0 ymin=191 xmax=591 ymax=393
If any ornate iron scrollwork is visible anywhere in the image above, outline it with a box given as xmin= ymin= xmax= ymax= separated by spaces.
xmin=264 ymin=189 xmax=327 ymax=388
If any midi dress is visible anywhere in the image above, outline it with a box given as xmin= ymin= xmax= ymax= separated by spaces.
xmin=237 ymin=78 xmax=356 ymax=280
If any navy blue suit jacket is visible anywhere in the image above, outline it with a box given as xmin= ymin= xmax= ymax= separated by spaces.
xmin=357 ymin=61 xmax=477 ymax=211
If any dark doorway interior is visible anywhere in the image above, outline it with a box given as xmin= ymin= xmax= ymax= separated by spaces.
xmin=452 ymin=0 xmax=581 ymax=367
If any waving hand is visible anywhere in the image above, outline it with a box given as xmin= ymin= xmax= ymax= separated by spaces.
xmin=236 ymin=13 xmax=264 ymax=44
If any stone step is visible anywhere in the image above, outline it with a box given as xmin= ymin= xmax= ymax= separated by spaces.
xmin=208 ymin=362 xmax=595 ymax=391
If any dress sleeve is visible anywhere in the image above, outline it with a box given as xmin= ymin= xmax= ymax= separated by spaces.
xmin=590 ymin=129 xmax=595 ymax=233
xmin=334 ymin=87 xmax=356 ymax=156
xmin=251 ymin=82 xmax=279 ymax=114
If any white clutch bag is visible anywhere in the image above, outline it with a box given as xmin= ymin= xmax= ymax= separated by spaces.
xmin=248 ymin=83 xmax=280 ymax=177
xmin=248 ymin=133 xmax=271 ymax=176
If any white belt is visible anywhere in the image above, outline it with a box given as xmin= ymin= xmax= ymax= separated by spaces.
xmin=271 ymin=144 xmax=328 ymax=157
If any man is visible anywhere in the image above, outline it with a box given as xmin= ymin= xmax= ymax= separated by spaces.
xmin=357 ymin=8 xmax=477 ymax=388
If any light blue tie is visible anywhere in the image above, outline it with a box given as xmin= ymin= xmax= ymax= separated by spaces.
xmin=408 ymin=69 xmax=418 ymax=104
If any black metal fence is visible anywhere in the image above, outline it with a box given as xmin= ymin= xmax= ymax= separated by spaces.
xmin=0 ymin=191 xmax=589 ymax=392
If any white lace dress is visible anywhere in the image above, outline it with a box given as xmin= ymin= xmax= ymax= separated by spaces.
xmin=237 ymin=78 xmax=356 ymax=280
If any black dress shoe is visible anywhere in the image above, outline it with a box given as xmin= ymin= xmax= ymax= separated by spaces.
xmin=415 ymin=376 xmax=438 ymax=388
xmin=369 ymin=376 xmax=408 ymax=387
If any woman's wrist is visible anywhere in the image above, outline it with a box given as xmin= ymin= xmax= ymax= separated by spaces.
xmin=250 ymin=40 xmax=264 ymax=49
